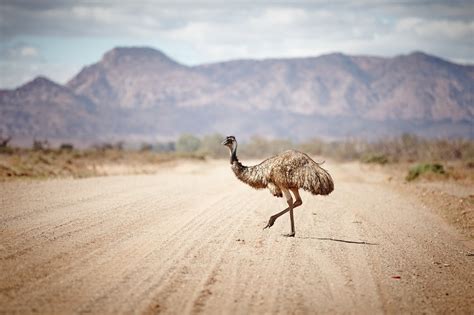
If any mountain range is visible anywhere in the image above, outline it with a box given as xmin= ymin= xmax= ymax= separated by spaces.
xmin=1 ymin=47 xmax=473 ymax=145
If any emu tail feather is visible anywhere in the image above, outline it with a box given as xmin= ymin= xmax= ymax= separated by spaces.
xmin=297 ymin=162 xmax=334 ymax=196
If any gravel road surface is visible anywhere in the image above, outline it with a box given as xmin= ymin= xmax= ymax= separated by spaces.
xmin=1 ymin=160 xmax=472 ymax=314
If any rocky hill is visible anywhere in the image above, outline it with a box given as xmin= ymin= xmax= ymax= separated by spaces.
xmin=1 ymin=47 xmax=473 ymax=144
xmin=0 ymin=76 xmax=100 ymax=142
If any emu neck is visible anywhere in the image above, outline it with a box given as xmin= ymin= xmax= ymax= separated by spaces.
xmin=231 ymin=156 xmax=266 ymax=190
xmin=226 ymin=141 xmax=267 ymax=190
xmin=229 ymin=142 xmax=247 ymax=177
xmin=230 ymin=142 xmax=239 ymax=164
xmin=231 ymin=158 xmax=246 ymax=179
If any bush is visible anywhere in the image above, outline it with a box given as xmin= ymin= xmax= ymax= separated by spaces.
xmin=199 ymin=133 xmax=226 ymax=158
xmin=140 ymin=143 xmax=153 ymax=152
xmin=362 ymin=154 xmax=388 ymax=165
xmin=155 ymin=141 xmax=175 ymax=153
xmin=176 ymin=134 xmax=201 ymax=153
xmin=60 ymin=143 xmax=74 ymax=151
xmin=33 ymin=139 xmax=50 ymax=151
xmin=406 ymin=163 xmax=445 ymax=181
xmin=240 ymin=136 xmax=294 ymax=158
xmin=0 ymin=133 xmax=11 ymax=148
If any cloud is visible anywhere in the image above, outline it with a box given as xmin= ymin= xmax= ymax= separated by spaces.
xmin=0 ymin=0 xmax=473 ymax=87
xmin=0 ymin=42 xmax=79 ymax=88
xmin=0 ymin=61 xmax=81 ymax=88
xmin=396 ymin=17 xmax=474 ymax=40
xmin=19 ymin=46 xmax=39 ymax=57
xmin=0 ymin=43 xmax=42 ymax=61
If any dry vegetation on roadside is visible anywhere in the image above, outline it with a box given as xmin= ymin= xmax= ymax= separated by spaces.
xmin=1 ymin=133 xmax=472 ymax=237
xmin=349 ymin=136 xmax=473 ymax=239
xmin=0 ymin=146 xmax=204 ymax=180
xmin=1 ymin=133 xmax=473 ymax=181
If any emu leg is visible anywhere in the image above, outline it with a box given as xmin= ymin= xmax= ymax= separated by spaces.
xmin=287 ymin=189 xmax=304 ymax=237
xmin=291 ymin=188 xmax=302 ymax=208
xmin=263 ymin=205 xmax=300 ymax=232
xmin=285 ymin=189 xmax=295 ymax=237
xmin=263 ymin=206 xmax=290 ymax=229
xmin=263 ymin=189 xmax=302 ymax=230
xmin=287 ymin=208 xmax=295 ymax=237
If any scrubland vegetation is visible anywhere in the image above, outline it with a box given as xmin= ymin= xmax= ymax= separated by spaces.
xmin=0 ymin=133 xmax=473 ymax=182
xmin=1 ymin=132 xmax=472 ymax=237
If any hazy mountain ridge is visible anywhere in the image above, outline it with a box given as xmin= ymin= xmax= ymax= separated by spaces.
xmin=195 ymin=51 xmax=473 ymax=120
xmin=1 ymin=47 xmax=473 ymax=143
xmin=0 ymin=76 xmax=102 ymax=140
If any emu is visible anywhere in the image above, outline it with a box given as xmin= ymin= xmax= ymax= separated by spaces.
xmin=222 ymin=136 xmax=334 ymax=237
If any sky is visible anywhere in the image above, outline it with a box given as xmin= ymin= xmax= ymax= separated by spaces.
xmin=1 ymin=0 xmax=473 ymax=88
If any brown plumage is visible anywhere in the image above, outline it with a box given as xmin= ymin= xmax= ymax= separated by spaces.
xmin=222 ymin=136 xmax=334 ymax=237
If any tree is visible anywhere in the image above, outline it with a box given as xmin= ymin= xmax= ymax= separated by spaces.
xmin=176 ymin=134 xmax=201 ymax=153
xmin=199 ymin=133 xmax=226 ymax=157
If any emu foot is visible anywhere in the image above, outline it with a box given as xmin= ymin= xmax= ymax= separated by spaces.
xmin=263 ymin=216 xmax=277 ymax=229
xmin=283 ymin=232 xmax=295 ymax=237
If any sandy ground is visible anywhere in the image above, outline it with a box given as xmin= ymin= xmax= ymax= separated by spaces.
xmin=0 ymin=160 xmax=473 ymax=314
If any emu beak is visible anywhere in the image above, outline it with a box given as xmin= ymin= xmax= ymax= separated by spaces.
xmin=221 ymin=139 xmax=228 ymax=145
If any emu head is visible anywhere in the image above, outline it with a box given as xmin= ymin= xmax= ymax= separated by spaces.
xmin=221 ymin=135 xmax=236 ymax=148
xmin=222 ymin=136 xmax=238 ymax=164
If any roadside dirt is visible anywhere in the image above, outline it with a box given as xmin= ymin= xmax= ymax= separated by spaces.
xmin=1 ymin=160 xmax=473 ymax=314
xmin=364 ymin=162 xmax=474 ymax=239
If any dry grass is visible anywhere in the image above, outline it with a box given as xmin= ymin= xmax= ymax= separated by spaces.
xmin=1 ymin=135 xmax=472 ymax=239
xmin=1 ymin=134 xmax=472 ymax=182
xmin=0 ymin=147 xmax=204 ymax=180
xmin=370 ymin=160 xmax=474 ymax=238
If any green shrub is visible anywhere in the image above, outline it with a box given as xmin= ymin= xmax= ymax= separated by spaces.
xmin=199 ymin=133 xmax=226 ymax=157
xmin=406 ymin=163 xmax=445 ymax=181
xmin=176 ymin=134 xmax=201 ymax=153
xmin=361 ymin=154 xmax=388 ymax=165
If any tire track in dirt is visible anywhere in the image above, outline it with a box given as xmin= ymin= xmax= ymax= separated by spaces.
xmin=132 ymin=195 xmax=252 ymax=314
xmin=78 ymin=194 xmax=242 ymax=314
xmin=1 ymin=160 xmax=472 ymax=314
xmin=1 ymin=194 xmax=163 ymax=309
xmin=1 ymin=167 xmax=225 ymax=312
xmin=1 ymin=192 xmax=156 ymax=261
xmin=59 ymin=169 xmax=243 ymax=313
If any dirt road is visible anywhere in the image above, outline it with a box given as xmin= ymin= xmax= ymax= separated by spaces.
xmin=1 ymin=160 xmax=473 ymax=314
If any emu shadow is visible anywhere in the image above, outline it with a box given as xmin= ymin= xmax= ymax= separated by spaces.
xmin=297 ymin=236 xmax=378 ymax=245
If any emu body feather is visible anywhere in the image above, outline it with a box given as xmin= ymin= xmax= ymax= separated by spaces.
xmin=231 ymin=150 xmax=334 ymax=197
